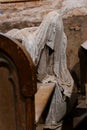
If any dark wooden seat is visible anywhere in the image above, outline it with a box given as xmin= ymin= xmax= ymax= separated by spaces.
xmin=0 ymin=33 xmax=37 ymax=130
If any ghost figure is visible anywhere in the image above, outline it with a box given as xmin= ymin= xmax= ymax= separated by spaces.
xmin=6 ymin=11 xmax=74 ymax=129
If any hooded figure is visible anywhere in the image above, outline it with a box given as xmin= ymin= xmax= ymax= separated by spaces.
xmin=6 ymin=11 xmax=74 ymax=129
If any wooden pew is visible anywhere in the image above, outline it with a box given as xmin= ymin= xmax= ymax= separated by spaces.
xmin=0 ymin=33 xmax=37 ymax=130
xmin=35 ymin=83 xmax=55 ymax=124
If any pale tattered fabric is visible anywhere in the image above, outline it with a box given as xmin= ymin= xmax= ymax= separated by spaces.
xmin=6 ymin=11 xmax=74 ymax=129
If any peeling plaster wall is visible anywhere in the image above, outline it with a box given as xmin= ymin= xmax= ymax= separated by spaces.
xmin=64 ymin=16 xmax=87 ymax=85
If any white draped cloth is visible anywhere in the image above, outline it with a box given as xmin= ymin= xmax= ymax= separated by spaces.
xmin=6 ymin=11 xmax=74 ymax=129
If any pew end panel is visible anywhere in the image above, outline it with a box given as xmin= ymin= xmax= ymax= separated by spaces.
xmin=0 ymin=33 xmax=37 ymax=130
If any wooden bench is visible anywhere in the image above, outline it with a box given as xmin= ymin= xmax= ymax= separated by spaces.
xmin=0 ymin=33 xmax=55 ymax=130
xmin=0 ymin=33 xmax=37 ymax=130
xmin=35 ymin=83 xmax=55 ymax=124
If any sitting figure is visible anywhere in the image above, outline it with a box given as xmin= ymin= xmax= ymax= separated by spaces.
xmin=6 ymin=11 xmax=75 ymax=129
